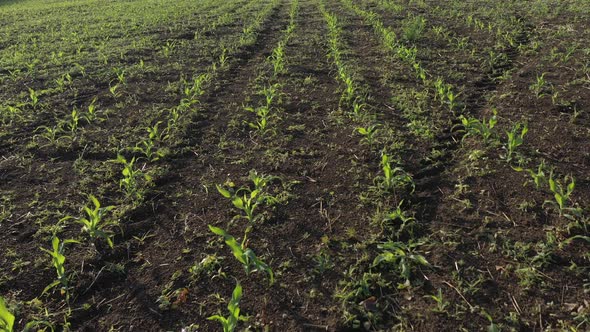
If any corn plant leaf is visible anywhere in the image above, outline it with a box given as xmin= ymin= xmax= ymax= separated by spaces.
xmin=208 ymin=225 xmax=247 ymax=265
xmin=0 ymin=297 xmax=15 ymax=332
xmin=216 ymin=185 xmax=232 ymax=198
xmin=232 ymin=196 xmax=244 ymax=209
xmin=411 ymin=254 xmax=430 ymax=266
xmin=567 ymin=179 xmax=575 ymax=193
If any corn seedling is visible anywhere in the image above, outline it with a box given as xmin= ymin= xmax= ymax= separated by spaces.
xmin=376 ymin=153 xmax=415 ymax=194
xmin=457 ymin=109 xmax=497 ymax=144
xmin=262 ymin=83 xmax=281 ymax=107
xmin=351 ymin=98 xmax=366 ymax=118
xmin=529 ymin=73 xmax=550 ymax=97
xmin=402 ymin=15 xmax=426 ymax=42
xmin=133 ymin=121 xmax=168 ymax=161
xmin=245 ymin=105 xmax=271 ymax=134
xmin=113 ymin=67 xmax=126 ymax=85
xmin=82 ymin=98 xmax=99 ymax=124
xmin=425 ymin=288 xmax=449 ymax=313
xmin=76 ymin=195 xmax=117 ymax=248
xmin=207 ymin=281 xmax=244 ymax=332
xmin=543 ymin=172 xmax=578 ymax=218
xmin=525 ymin=160 xmax=549 ymax=189
xmin=397 ymin=45 xmax=417 ymax=64
xmin=66 ymin=107 xmax=81 ymax=133
xmin=269 ymin=41 xmax=286 ymax=76
xmin=161 ymin=40 xmax=176 ymax=57
xmin=383 ymin=200 xmax=417 ymax=239
xmin=208 ymin=225 xmax=274 ymax=284
xmin=218 ymin=47 xmax=229 ymax=68
xmin=34 ymin=124 xmax=67 ymax=146
xmin=109 ymin=83 xmax=121 ymax=98
xmin=115 ymin=155 xmax=151 ymax=200
xmin=0 ymin=105 xmax=21 ymax=123
xmin=356 ymin=124 xmax=380 ymax=146
xmin=54 ymin=73 xmax=72 ymax=91
xmin=181 ymin=73 xmax=209 ymax=109
xmin=373 ymin=240 xmax=429 ymax=288
xmin=446 ymin=87 xmax=459 ymax=112
xmin=216 ymin=171 xmax=280 ymax=224
xmin=41 ymin=237 xmax=79 ymax=298
xmin=340 ymin=71 xmax=357 ymax=106
xmin=0 ymin=297 xmax=14 ymax=332
xmin=502 ymin=122 xmax=528 ymax=162
xmin=245 ymin=84 xmax=281 ymax=135
xmin=433 ymin=78 xmax=446 ymax=102
xmin=28 ymin=87 xmax=39 ymax=107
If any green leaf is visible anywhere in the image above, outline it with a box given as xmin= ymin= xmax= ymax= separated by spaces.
xmin=549 ymin=177 xmax=556 ymax=192
xmin=0 ymin=297 xmax=15 ymax=332
xmin=42 ymin=280 xmax=61 ymax=295
xmin=216 ymin=185 xmax=232 ymax=198
xmin=208 ymin=225 xmax=246 ymax=265
xmin=229 ymin=282 xmax=242 ymax=312
xmin=206 ymin=314 xmax=228 ymax=324
xmin=208 ymin=225 xmax=225 ymax=236
xmin=89 ymin=195 xmax=100 ymax=209
xmin=567 ymin=179 xmax=575 ymax=193
xmin=413 ymin=254 xmax=430 ymax=266
xmin=555 ymin=194 xmax=563 ymax=209
xmin=232 ymin=196 xmax=244 ymax=209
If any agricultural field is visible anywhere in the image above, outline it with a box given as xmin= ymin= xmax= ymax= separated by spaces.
xmin=1 ymin=0 xmax=590 ymax=330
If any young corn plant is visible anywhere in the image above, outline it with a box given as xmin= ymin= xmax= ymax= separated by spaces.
xmin=356 ymin=124 xmax=380 ymax=147
xmin=529 ymin=72 xmax=550 ymax=97
xmin=457 ymin=109 xmax=498 ymax=144
xmin=402 ymin=15 xmax=426 ymax=43
xmin=34 ymin=124 xmax=67 ymax=146
xmin=180 ymin=73 xmax=209 ymax=111
xmin=218 ymin=47 xmax=229 ymax=68
xmin=262 ymin=83 xmax=281 ymax=109
xmin=115 ymin=155 xmax=151 ymax=201
xmin=0 ymin=297 xmax=14 ymax=332
xmin=543 ymin=172 xmax=580 ymax=218
xmin=113 ymin=67 xmax=126 ymax=85
xmin=209 ymin=225 xmax=274 ymax=284
xmin=109 ymin=83 xmax=121 ymax=98
xmin=351 ymin=98 xmax=366 ymax=119
xmin=425 ymin=288 xmax=449 ymax=313
xmin=65 ymin=107 xmax=81 ymax=134
xmin=525 ymin=160 xmax=549 ymax=189
xmin=339 ymin=69 xmax=357 ymax=107
xmin=76 ymin=195 xmax=117 ymax=248
xmin=375 ymin=153 xmax=415 ymax=194
xmin=28 ymin=87 xmax=40 ymax=108
xmin=245 ymin=84 xmax=281 ymax=135
xmin=216 ymin=171 xmax=280 ymax=224
xmin=133 ymin=121 xmax=168 ymax=161
xmin=383 ymin=200 xmax=417 ymax=239
xmin=245 ymin=105 xmax=271 ymax=135
xmin=82 ymin=98 xmax=100 ymax=124
xmin=207 ymin=281 xmax=245 ymax=332
xmin=373 ymin=240 xmax=430 ymax=289
xmin=269 ymin=41 xmax=286 ymax=76
xmin=41 ymin=237 xmax=79 ymax=299
xmin=502 ymin=122 xmax=528 ymax=162
xmin=445 ymin=87 xmax=459 ymax=112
